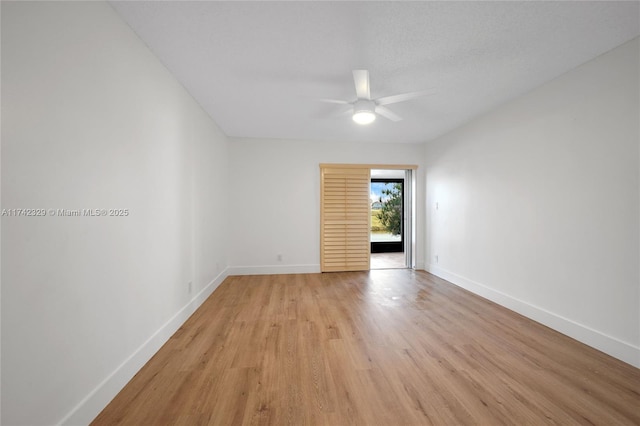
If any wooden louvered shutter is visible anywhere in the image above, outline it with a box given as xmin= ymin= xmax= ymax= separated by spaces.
xmin=320 ymin=165 xmax=370 ymax=272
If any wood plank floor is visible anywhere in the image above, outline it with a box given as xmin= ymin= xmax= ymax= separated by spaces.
xmin=92 ymin=270 xmax=640 ymax=425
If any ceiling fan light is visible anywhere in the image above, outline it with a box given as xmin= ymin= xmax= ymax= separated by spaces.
xmin=352 ymin=99 xmax=377 ymax=125
xmin=353 ymin=110 xmax=376 ymax=125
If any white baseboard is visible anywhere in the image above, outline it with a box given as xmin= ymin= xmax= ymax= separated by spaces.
xmin=58 ymin=268 xmax=230 ymax=426
xmin=228 ymin=264 xmax=321 ymax=276
xmin=426 ymin=264 xmax=640 ymax=368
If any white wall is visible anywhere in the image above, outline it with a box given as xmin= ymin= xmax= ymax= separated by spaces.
xmin=425 ymin=38 xmax=639 ymax=367
xmin=228 ymin=138 xmax=426 ymax=274
xmin=1 ymin=2 xmax=229 ymax=425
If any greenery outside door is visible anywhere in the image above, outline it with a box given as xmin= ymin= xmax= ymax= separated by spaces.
xmin=370 ymin=178 xmax=403 ymax=253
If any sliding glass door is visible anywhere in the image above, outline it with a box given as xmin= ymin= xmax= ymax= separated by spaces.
xmin=370 ymin=178 xmax=403 ymax=253
xmin=320 ymin=164 xmax=416 ymax=272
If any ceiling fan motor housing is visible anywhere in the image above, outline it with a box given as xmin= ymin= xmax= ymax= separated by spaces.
xmin=353 ymin=99 xmax=376 ymax=114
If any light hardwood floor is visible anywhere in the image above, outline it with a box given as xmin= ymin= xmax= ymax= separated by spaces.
xmin=92 ymin=270 xmax=640 ymax=425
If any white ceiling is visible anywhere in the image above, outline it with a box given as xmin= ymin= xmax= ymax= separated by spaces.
xmin=110 ymin=1 xmax=639 ymax=144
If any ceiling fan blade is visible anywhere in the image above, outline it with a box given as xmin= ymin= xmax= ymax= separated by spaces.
xmin=376 ymin=89 xmax=433 ymax=106
xmin=318 ymin=106 xmax=352 ymax=120
xmin=353 ymin=70 xmax=371 ymax=100
xmin=318 ymin=98 xmax=350 ymax=105
xmin=375 ymin=105 xmax=402 ymax=122
xmin=339 ymin=107 xmax=353 ymax=117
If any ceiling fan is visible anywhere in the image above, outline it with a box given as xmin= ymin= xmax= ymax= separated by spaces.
xmin=322 ymin=70 xmax=432 ymax=125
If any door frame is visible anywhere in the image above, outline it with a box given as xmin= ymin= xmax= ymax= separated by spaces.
xmin=319 ymin=163 xmax=418 ymax=271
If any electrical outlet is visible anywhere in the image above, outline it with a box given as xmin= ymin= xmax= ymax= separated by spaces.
xmin=277 ymin=254 xmax=283 ymax=262
xmin=188 ymin=281 xmax=192 ymax=293
xmin=436 ymin=202 xmax=439 ymax=210
xmin=435 ymin=255 xmax=439 ymax=264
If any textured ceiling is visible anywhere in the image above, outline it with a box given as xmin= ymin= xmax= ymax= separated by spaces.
xmin=110 ymin=1 xmax=639 ymax=144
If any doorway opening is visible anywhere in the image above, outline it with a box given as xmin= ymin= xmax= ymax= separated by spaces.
xmin=370 ymin=169 xmax=411 ymax=269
